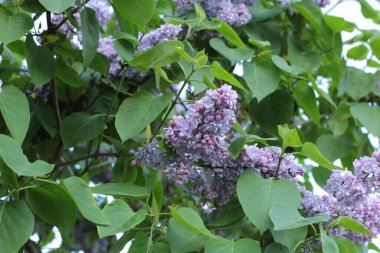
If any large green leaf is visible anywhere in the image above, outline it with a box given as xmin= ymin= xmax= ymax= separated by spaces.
xmin=316 ymin=134 xmax=354 ymax=162
xmin=321 ymin=224 xmax=339 ymax=253
xmin=350 ymin=103 xmax=380 ymax=138
xmin=56 ymin=59 xmax=85 ymax=87
xmin=115 ymin=91 xmax=172 ymax=142
xmin=293 ymin=81 xmax=320 ymax=125
xmin=0 ymin=13 xmax=33 ymax=45
xmin=300 ymin=142 xmax=343 ymax=170
xmin=338 ymin=67 xmax=374 ymax=101
xmin=0 ymin=201 xmax=34 ymax=253
xmin=334 ymin=237 xmax=360 ymax=253
xmin=249 ymin=89 xmax=294 ymax=135
xmin=91 ymin=183 xmax=149 ymax=197
xmin=26 ymin=182 xmax=76 ymax=235
xmin=168 ymin=217 xmax=208 ymax=253
xmin=205 ymin=237 xmax=261 ymax=253
xmin=209 ymin=38 xmax=254 ymax=65
xmin=60 ymin=112 xmax=105 ymax=148
xmin=271 ymin=227 xmax=307 ymax=251
xmin=25 ymin=34 xmax=55 ymax=86
xmin=97 ymin=200 xmax=146 ymax=238
xmin=323 ymin=15 xmax=355 ymax=32
xmin=206 ymin=19 xmax=247 ymax=49
xmin=62 ymin=177 xmax=109 ymax=225
xmin=0 ymin=134 xmax=54 ymax=176
xmin=264 ymin=243 xmax=291 ymax=253
xmin=81 ymin=7 xmax=100 ymax=69
xmin=129 ymin=232 xmax=170 ymax=253
xmin=236 ymin=171 xmax=301 ymax=233
xmin=38 ymin=0 xmax=76 ymax=13
xmin=130 ymin=40 xmax=184 ymax=69
xmin=0 ymin=85 xmax=30 ymax=144
xmin=329 ymin=216 xmax=372 ymax=236
xmin=113 ymin=0 xmax=155 ymax=26
xmin=243 ymin=61 xmax=280 ymax=101
xmin=270 ymin=202 xmax=330 ymax=230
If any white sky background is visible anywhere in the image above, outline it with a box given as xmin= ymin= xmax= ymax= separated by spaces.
xmin=29 ymin=0 xmax=380 ymax=252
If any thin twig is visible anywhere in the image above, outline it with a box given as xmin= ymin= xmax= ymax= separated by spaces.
xmin=55 ymin=152 xmax=125 ymax=168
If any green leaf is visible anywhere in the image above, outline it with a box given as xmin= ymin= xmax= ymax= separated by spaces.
xmin=115 ymin=91 xmax=172 ymax=142
xmin=370 ymin=35 xmax=380 ymax=61
xmin=338 ymin=67 xmax=375 ymax=101
xmin=271 ymin=55 xmax=304 ymax=75
xmin=300 ymin=142 xmax=343 ymax=170
xmin=323 ymin=15 xmax=355 ymax=32
xmin=56 ymin=58 xmax=85 ymax=87
xmin=329 ymin=216 xmax=372 ymax=236
xmin=205 ymin=237 xmax=261 ymax=253
xmin=97 ymin=200 xmax=146 ymax=238
xmin=270 ymin=202 xmax=330 ymax=230
xmin=316 ymin=134 xmax=354 ymax=162
xmin=169 ymin=207 xmax=214 ymax=238
xmin=358 ymin=0 xmax=380 ymax=24
xmin=0 ymin=134 xmax=54 ymax=176
xmin=81 ymin=7 xmax=100 ymax=69
xmin=264 ymin=243 xmax=291 ymax=253
xmin=228 ymin=136 xmax=248 ymax=159
xmin=129 ymin=232 xmax=170 ymax=253
xmin=206 ymin=19 xmax=247 ymax=49
xmin=321 ymin=224 xmax=339 ymax=253
xmin=350 ymin=103 xmax=380 ymax=138
xmin=0 ymin=85 xmax=30 ymax=144
xmin=168 ymin=217 xmax=208 ymax=253
xmin=249 ymin=89 xmax=294 ymax=135
xmin=26 ymin=182 xmax=76 ymax=235
xmin=312 ymin=167 xmax=332 ymax=188
xmin=62 ymin=177 xmax=109 ymax=225
xmin=25 ymin=34 xmax=55 ymax=86
xmin=293 ymin=81 xmax=320 ymax=125
xmin=38 ymin=0 xmax=76 ymax=13
xmin=334 ymin=236 xmax=360 ymax=253
xmin=0 ymin=201 xmax=34 ymax=253
xmin=237 ymin=171 xmax=301 ymax=233
xmin=113 ymin=0 xmax=154 ymax=26
xmin=347 ymin=45 xmax=369 ymax=60
xmin=209 ymin=61 xmax=246 ymax=90
xmin=130 ymin=41 xmax=184 ymax=69
xmin=0 ymin=13 xmax=33 ymax=45
xmin=91 ymin=183 xmax=149 ymax=197
xmin=243 ymin=61 xmax=280 ymax=101
xmin=60 ymin=112 xmax=105 ymax=148
xmin=283 ymin=129 xmax=302 ymax=148
xmin=209 ymin=38 xmax=254 ymax=65
xmin=194 ymin=2 xmax=206 ymax=20
xmin=271 ymin=226 xmax=307 ymax=251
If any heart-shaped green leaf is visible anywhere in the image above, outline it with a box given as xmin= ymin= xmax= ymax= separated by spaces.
xmin=0 ymin=13 xmax=33 ymax=44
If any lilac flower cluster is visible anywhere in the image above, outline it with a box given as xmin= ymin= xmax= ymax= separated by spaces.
xmin=136 ymin=24 xmax=183 ymax=53
xmin=300 ymin=152 xmax=380 ymax=244
xmin=279 ymin=0 xmax=329 ymax=8
xmin=97 ymin=36 xmax=123 ymax=77
xmin=173 ymin=0 xmax=252 ymax=27
xmin=132 ymin=85 xmax=304 ymax=204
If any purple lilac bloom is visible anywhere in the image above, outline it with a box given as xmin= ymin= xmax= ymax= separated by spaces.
xmin=133 ymin=85 xmax=304 ymax=205
xmin=97 ymin=36 xmax=123 ymax=77
xmin=313 ymin=0 xmax=330 ymax=7
xmin=136 ymin=24 xmax=183 ymax=53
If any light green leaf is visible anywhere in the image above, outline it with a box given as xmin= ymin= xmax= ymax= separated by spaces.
xmin=321 ymin=224 xmax=340 ymax=253
xmin=243 ymin=61 xmax=280 ymax=101
xmin=113 ymin=0 xmax=154 ymax=26
xmin=370 ymin=35 xmax=380 ymax=61
xmin=338 ymin=67 xmax=375 ymax=101
xmin=205 ymin=237 xmax=261 ymax=253
xmin=115 ymin=91 xmax=172 ymax=142
xmin=92 ymin=183 xmax=149 ymax=197
xmin=283 ymin=129 xmax=302 ymax=148
xmin=350 ymin=103 xmax=380 ymax=138
xmin=25 ymin=34 xmax=55 ymax=86
xmin=97 ymin=200 xmax=146 ymax=238
xmin=60 ymin=112 xmax=105 ymax=148
xmin=271 ymin=227 xmax=307 ymax=251
xmin=0 ymin=85 xmax=30 ymax=144
xmin=62 ymin=177 xmax=109 ymax=225
xmin=26 ymin=182 xmax=76 ymax=235
xmin=323 ymin=15 xmax=355 ymax=32
xmin=237 ymin=171 xmax=301 ymax=233
xmin=130 ymin=41 xmax=184 ymax=69
xmin=81 ymin=7 xmax=100 ymax=69
xmin=270 ymin=202 xmax=330 ymax=230
xmin=272 ymin=55 xmax=305 ymax=75
xmin=209 ymin=38 xmax=254 ymax=65
xmin=169 ymin=207 xmax=215 ymax=238
xmin=334 ymin=236 xmax=360 ymax=253
xmin=205 ymin=19 xmax=247 ymax=48
xmin=38 ymin=0 xmax=76 ymax=13
xmin=209 ymin=61 xmax=245 ymax=90
xmin=347 ymin=45 xmax=369 ymax=60
xmin=0 ymin=201 xmax=33 ymax=253
xmin=0 ymin=13 xmax=33 ymax=44
xmin=329 ymin=216 xmax=372 ymax=236
xmin=293 ymin=81 xmax=320 ymax=125
xmin=0 ymin=134 xmax=54 ymax=176
xmin=300 ymin=142 xmax=343 ymax=170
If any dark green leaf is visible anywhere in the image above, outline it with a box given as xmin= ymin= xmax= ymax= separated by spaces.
xmin=228 ymin=136 xmax=248 ymax=159
xmin=316 ymin=134 xmax=354 ymax=161
xmin=271 ymin=226 xmax=307 ymax=251
xmin=56 ymin=59 xmax=85 ymax=87
xmin=293 ymin=81 xmax=320 ymax=125
xmin=205 ymin=237 xmax=261 ymax=253
xmin=81 ymin=7 xmax=100 ymax=69
xmin=91 ymin=183 xmax=149 ymax=197
xmin=113 ymin=0 xmax=155 ymax=26
xmin=38 ymin=0 xmax=76 ymax=13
